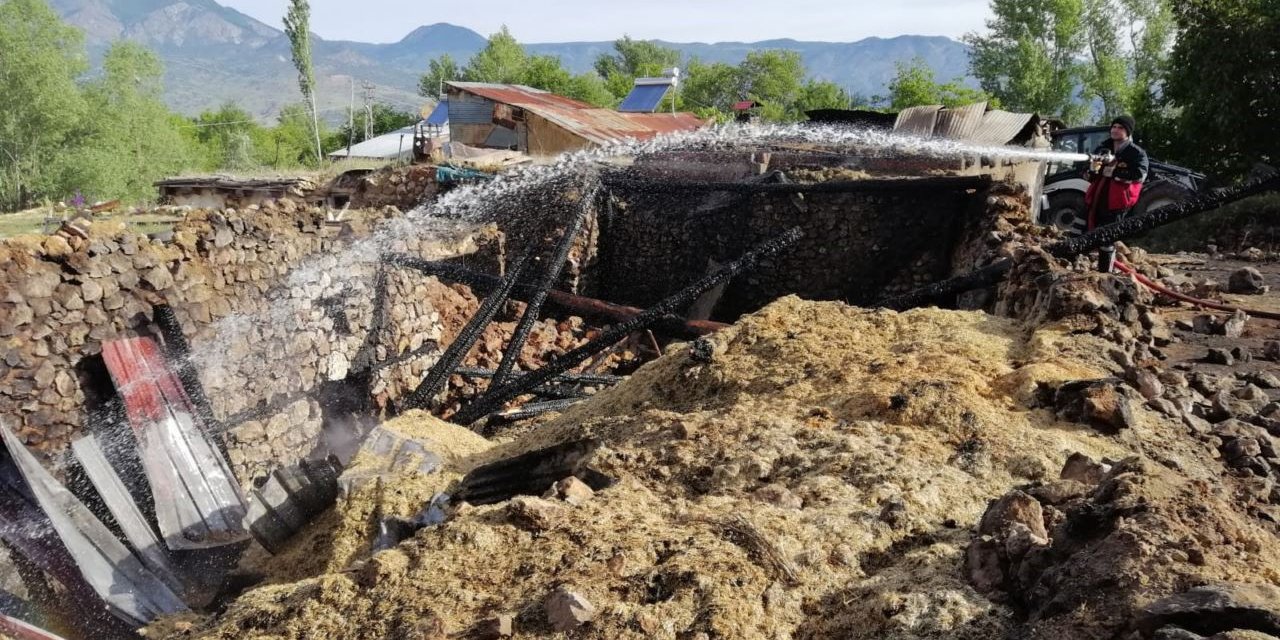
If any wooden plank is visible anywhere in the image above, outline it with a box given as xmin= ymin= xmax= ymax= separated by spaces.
xmin=71 ymin=435 xmax=184 ymax=595
xmin=0 ymin=422 xmax=187 ymax=625
xmin=100 ymin=337 xmax=249 ymax=550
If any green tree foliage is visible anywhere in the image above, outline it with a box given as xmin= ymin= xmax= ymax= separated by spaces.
xmin=326 ymin=103 xmax=418 ymax=152
xmin=887 ymin=58 xmax=998 ymax=110
xmin=1162 ymin=0 xmax=1279 ymax=178
xmin=795 ymin=80 xmax=853 ymax=114
xmin=736 ymin=50 xmax=805 ymax=120
xmin=966 ymin=0 xmax=1175 ymax=124
xmin=421 ymin=26 xmax=615 ymax=107
xmin=964 ymin=0 xmax=1088 ymax=122
xmin=283 ymin=0 xmax=322 ymax=165
xmin=0 ymin=0 xmax=87 ymax=210
xmin=268 ymin=103 xmax=323 ymax=167
xmin=50 ymin=42 xmax=195 ymax=202
xmin=679 ymin=59 xmax=741 ymax=115
xmin=462 ymin=26 xmax=527 ymax=84
xmin=594 ymin=36 xmax=681 ymax=101
xmin=190 ymin=103 xmax=259 ymax=170
xmin=418 ymin=53 xmax=459 ymax=99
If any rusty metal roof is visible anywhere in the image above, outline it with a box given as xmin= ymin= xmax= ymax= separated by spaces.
xmin=447 ymin=82 xmax=705 ymax=147
xmin=893 ymin=102 xmax=1042 ymax=146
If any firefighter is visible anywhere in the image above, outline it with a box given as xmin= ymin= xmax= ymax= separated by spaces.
xmin=1072 ymin=114 xmax=1149 ymax=271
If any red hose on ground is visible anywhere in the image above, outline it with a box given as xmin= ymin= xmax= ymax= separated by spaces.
xmin=1113 ymin=259 xmax=1280 ymax=321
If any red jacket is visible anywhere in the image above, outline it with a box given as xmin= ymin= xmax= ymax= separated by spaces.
xmin=1084 ymin=139 xmax=1149 ymax=226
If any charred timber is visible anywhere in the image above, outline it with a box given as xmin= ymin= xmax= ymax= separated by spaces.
xmin=385 ymin=255 xmax=728 ymax=338
xmin=454 ymin=367 xmax=624 ymax=387
xmin=601 ymin=175 xmax=991 ymax=194
xmin=877 ymin=173 xmax=1280 ymax=310
xmin=450 ymin=226 xmax=804 ymax=425
xmin=488 ymin=398 xmax=583 ymax=423
xmin=400 ymin=252 xmax=531 ymax=412
xmin=493 ymin=208 xmax=587 ymax=387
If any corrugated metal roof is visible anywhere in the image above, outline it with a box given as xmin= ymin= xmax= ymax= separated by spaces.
xmin=327 ymin=126 xmax=416 ymax=160
xmin=933 ymin=101 xmax=987 ymax=140
xmin=895 ymin=105 xmax=943 ymax=137
xmin=893 ymin=103 xmax=1041 ymax=145
xmin=446 ymin=81 xmax=705 ymax=147
xmin=971 ymin=109 xmax=1038 ymax=145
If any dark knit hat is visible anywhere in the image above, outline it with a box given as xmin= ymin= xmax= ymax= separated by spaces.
xmin=1111 ymin=115 xmax=1136 ymax=136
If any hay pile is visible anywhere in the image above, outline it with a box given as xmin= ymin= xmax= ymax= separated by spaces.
xmin=152 ymin=296 xmax=1274 ymax=639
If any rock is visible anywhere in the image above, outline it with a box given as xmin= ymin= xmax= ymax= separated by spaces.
xmin=475 ymin=614 xmax=513 ymax=639
xmin=966 ymin=536 xmax=1006 ymax=593
xmin=19 ymin=270 xmax=61 ymax=299
xmin=1137 ymin=370 xmax=1166 ymax=400
xmin=1229 ymin=267 xmax=1269 ymax=294
xmin=1193 ymin=315 xmax=1220 ymax=335
xmin=1207 ymin=349 xmax=1235 ymax=366
xmin=143 ymin=265 xmax=173 ymax=290
xmin=80 ymin=279 xmax=103 ymax=303
xmin=1238 ymin=384 xmax=1271 ymax=404
xmin=1265 ymin=342 xmax=1280 ymax=362
xmin=545 ymin=587 xmax=595 ymax=632
xmin=1029 ymin=479 xmax=1089 ymax=505
xmin=1246 ymin=372 xmax=1280 ymax=389
xmin=1054 ymin=379 xmax=1136 ymax=431
xmin=506 ymin=497 xmax=563 ymax=532
xmin=1223 ymin=310 xmax=1250 ymax=339
xmin=42 ymin=235 xmax=73 ymax=258
xmin=755 ymin=483 xmax=804 ymax=510
xmin=1234 ymin=347 xmax=1254 ymax=364
xmin=545 ymin=476 xmax=595 ymax=506
xmin=1138 ymin=582 xmax=1280 ymax=637
xmin=1061 ymin=452 xmax=1109 ymax=485
xmin=978 ymin=490 xmax=1047 ymax=540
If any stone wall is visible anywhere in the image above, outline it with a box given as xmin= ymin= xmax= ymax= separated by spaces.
xmin=351 ymin=165 xmax=438 ymax=211
xmin=0 ymin=199 xmax=484 ymax=481
xmin=592 ymin=178 xmax=992 ymax=318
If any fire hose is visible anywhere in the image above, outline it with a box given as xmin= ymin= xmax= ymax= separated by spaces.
xmin=1113 ymin=259 xmax=1280 ymax=321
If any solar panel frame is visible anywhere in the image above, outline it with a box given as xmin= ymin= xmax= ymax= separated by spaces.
xmin=618 ymin=84 xmax=670 ymax=113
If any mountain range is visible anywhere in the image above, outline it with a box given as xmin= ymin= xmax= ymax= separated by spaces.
xmin=50 ymin=0 xmax=975 ymax=122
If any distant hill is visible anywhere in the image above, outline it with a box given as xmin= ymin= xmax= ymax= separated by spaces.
xmin=50 ymin=1 xmax=975 ymax=122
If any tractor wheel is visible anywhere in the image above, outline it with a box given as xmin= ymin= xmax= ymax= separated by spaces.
xmin=1043 ymin=191 xmax=1086 ymax=232
xmin=1131 ymin=180 xmax=1192 ymax=218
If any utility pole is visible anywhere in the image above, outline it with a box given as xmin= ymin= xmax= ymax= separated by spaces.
xmin=346 ymin=77 xmax=355 ymax=158
xmin=361 ymin=81 xmax=375 ymax=141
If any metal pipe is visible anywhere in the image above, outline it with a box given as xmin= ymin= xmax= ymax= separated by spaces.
xmin=450 ymin=226 xmax=804 ymax=425
xmin=399 ymin=251 xmax=531 ymax=413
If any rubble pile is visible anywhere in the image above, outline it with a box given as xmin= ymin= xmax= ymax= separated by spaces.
xmin=150 ymin=242 xmax=1280 ymax=640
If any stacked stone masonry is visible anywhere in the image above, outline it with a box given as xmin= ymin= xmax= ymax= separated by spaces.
xmin=0 ymin=196 xmax=480 ymax=482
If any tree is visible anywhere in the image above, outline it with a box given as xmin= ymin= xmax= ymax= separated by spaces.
xmin=1163 ymin=0 xmax=1279 ymax=178
xmin=887 ymin=58 xmax=997 ymax=110
xmin=0 ymin=0 xmax=87 ymax=210
xmin=463 ymin=26 xmax=527 ymax=84
xmin=679 ymin=59 xmax=741 ymax=116
xmin=594 ymin=36 xmax=682 ymax=101
xmin=51 ymin=42 xmax=194 ymax=202
xmin=191 ymin=103 xmax=261 ymax=170
xmin=283 ymin=0 xmax=322 ymax=165
xmin=737 ymin=50 xmax=805 ymax=120
xmin=795 ymin=80 xmax=853 ymax=113
xmin=964 ymin=0 xmax=1088 ymax=122
xmin=325 ymin=103 xmax=418 ymax=152
xmin=418 ymin=54 xmax=459 ymax=99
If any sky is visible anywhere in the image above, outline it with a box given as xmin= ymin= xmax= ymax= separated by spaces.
xmin=218 ymin=0 xmax=994 ymax=44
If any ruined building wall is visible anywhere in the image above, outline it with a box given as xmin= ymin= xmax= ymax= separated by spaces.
xmin=0 ymin=202 xmax=478 ymax=481
xmin=593 ymin=183 xmax=988 ymax=318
